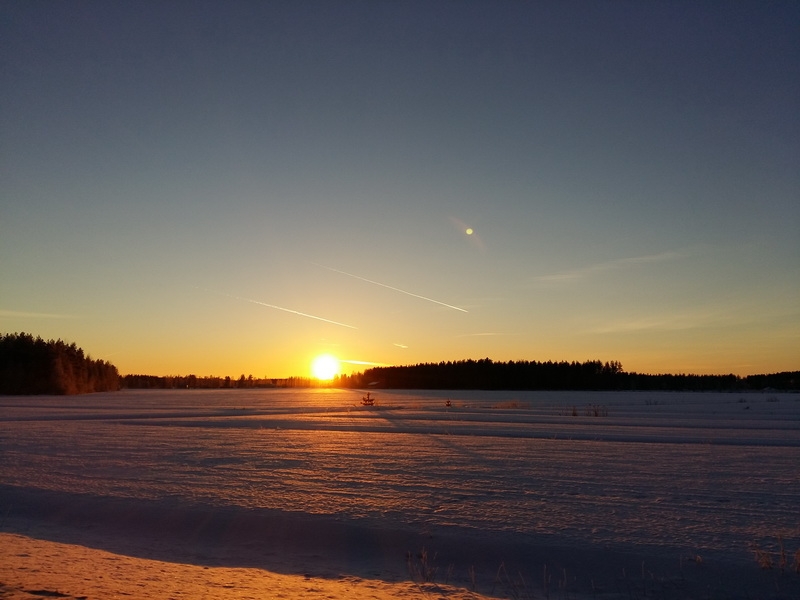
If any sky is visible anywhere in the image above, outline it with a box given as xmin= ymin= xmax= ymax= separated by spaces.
xmin=2 ymin=1 xmax=798 ymax=378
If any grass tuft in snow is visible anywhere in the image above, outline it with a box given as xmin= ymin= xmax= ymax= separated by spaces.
xmin=491 ymin=562 xmax=534 ymax=600
xmin=751 ymin=535 xmax=800 ymax=574
xmin=753 ymin=544 xmax=774 ymax=570
xmin=406 ymin=547 xmax=438 ymax=584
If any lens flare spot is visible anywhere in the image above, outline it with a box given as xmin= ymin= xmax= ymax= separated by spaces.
xmin=465 ymin=228 xmax=474 ymax=235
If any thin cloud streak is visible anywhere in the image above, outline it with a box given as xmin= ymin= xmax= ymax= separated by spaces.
xmin=534 ymin=251 xmax=685 ymax=284
xmin=315 ymin=264 xmax=468 ymax=313
xmin=454 ymin=332 xmax=516 ymax=338
xmin=199 ymin=288 xmax=357 ymax=329
xmin=341 ymin=359 xmax=389 ymax=366
xmin=590 ymin=303 xmax=800 ymax=335
xmin=592 ymin=314 xmax=721 ymax=334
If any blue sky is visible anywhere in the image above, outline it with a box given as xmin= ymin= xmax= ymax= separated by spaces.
xmin=2 ymin=1 xmax=798 ymax=377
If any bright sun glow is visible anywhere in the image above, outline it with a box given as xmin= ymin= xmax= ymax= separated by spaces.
xmin=311 ymin=354 xmax=340 ymax=380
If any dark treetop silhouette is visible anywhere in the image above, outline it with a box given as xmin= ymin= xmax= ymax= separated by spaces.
xmin=0 ymin=332 xmax=120 ymax=395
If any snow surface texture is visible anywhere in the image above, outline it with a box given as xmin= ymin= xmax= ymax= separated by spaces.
xmin=1 ymin=389 xmax=799 ymax=599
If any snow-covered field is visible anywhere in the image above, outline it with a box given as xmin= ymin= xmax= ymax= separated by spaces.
xmin=1 ymin=389 xmax=799 ymax=599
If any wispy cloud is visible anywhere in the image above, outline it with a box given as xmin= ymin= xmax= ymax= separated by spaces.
xmin=393 ymin=343 xmax=409 ymax=349
xmin=315 ymin=264 xmax=468 ymax=313
xmin=454 ymin=332 xmax=516 ymax=338
xmin=0 ymin=309 xmax=79 ymax=319
xmin=534 ymin=251 xmax=685 ymax=285
xmin=198 ymin=288 xmax=357 ymax=329
xmin=341 ymin=359 xmax=389 ymax=366
xmin=591 ymin=312 xmax=719 ymax=334
xmin=590 ymin=304 xmax=800 ymax=335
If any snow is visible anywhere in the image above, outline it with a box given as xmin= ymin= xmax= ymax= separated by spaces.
xmin=1 ymin=389 xmax=799 ymax=599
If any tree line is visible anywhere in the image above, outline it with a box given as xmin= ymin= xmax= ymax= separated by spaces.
xmin=120 ymin=374 xmax=326 ymax=389
xmin=2 ymin=332 xmax=796 ymax=394
xmin=121 ymin=361 xmax=798 ymax=392
xmin=333 ymin=359 xmax=799 ymax=391
xmin=123 ymin=373 xmax=263 ymax=389
xmin=0 ymin=332 xmax=120 ymax=395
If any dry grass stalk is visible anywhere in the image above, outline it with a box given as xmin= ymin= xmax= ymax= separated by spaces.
xmin=753 ymin=545 xmax=773 ymax=570
xmin=406 ymin=547 xmax=438 ymax=583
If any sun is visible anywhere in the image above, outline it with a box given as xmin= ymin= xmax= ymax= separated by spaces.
xmin=311 ymin=354 xmax=340 ymax=380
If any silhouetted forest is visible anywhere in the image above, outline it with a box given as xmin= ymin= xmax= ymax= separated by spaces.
xmin=120 ymin=360 xmax=798 ymax=392
xmin=0 ymin=332 xmax=120 ymax=395
xmin=121 ymin=374 xmax=322 ymax=389
xmin=3 ymin=333 xmax=795 ymax=395
xmin=334 ymin=359 xmax=799 ymax=391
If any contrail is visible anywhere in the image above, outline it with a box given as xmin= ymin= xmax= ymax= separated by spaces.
xmin=315 ymin=265 xmax=468 ymax=313
xmin=534 ymin=251 xmax=685 ymax=284
xmin=454 ymin=332 xmax=514 ymax=337
xmin=341 ymin=359 xmax=389 ymax=366
xmin=199 ymin=288 xmax=357 ymax=329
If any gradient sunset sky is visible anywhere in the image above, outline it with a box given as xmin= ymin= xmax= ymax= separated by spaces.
xmin=2 ymin=1 xmax=798 ymax=378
